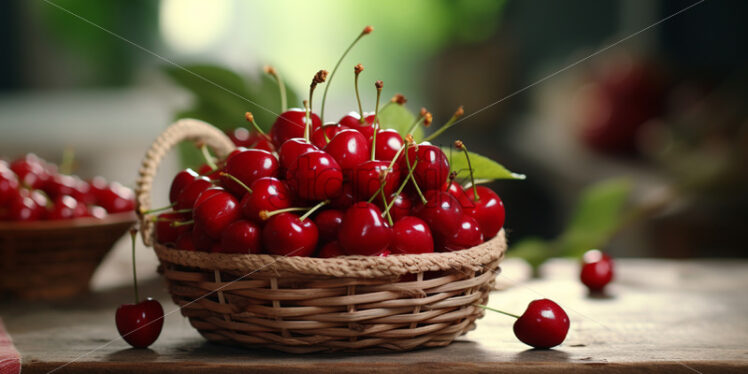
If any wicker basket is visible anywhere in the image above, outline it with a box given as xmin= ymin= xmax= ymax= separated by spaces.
xmin=136 ymin=119 xmax=507 ymax=353
xmin=0 ymin=212 xmax=135 ymax=300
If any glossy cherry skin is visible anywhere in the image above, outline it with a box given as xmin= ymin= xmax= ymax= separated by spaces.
xmin=192 ymin=187 xmax=226 ymax=211
xmin=399 ymin=144 xmax=449 ymax=192
xmin=513 ymin=299 xmax=570 ymax=349
xmin=351 ymin=160 xmax=401 ymax=201
xmin=10 ymin=154 xmax=50 ymax=189
xmin=47 ymin=195 xmax=88 ymax=220
xmin=261 ymin=212 xmax=318 ymax=257
xmin=313 ymin=209 xmax=344 ymax=243
xmin=220 ymin=149 xmax=279 ymax=198
xmin=311 ymin=123 xmax=350 ymax=149
xmin=269 ymin=108 xmax=322 ymax=148
xmin=169 ymin=168 xmax=199 ymax=203
xmin=462 ymin=186 xmax=505 ymax=239
xmin=193 ymin=191 xmax=240 ymax=239
xmin=338 ymin=202 xmax=393 ymax=256
xmin=372 ymin=129 xmax=404 ymax=161
xmin=414 ymin=190 xmax=464 ymax=241
xmin=375 ymin=192 xmax=412 ymax=222
xmin=323 ymin=129 xmax=370 ymax=178
xmin=391 ymin=216 xmax=434 ymax=254
xmin=154 ymin=212 xmax=189 ymax=245
xmin=96 ymin=182 xmax=135 ymax=214
xmin=0 ymin=168 xmax=20 ymax=205
xmin=115 ymin=298 xmax=164 ymax=348
xmin=3 ymin=193 xmax=44 ymax=221
xmin=439 ymin=215 xmax=484 ymax=252
xmin=240 ymin=177 xmax=293 ymax=222
xmin=338 ymin=112 xmax=376 ymax=139
xmin=580 ymin=250 xmax=614 ymax=292
xmin=174 ymin=176 xmax=213 ymax=211
xmin=286 ymin=150 xmax=343 ymax=201
xmin=278 ymin=138 xmax=318 ymax=174
xmin=218 ymin=220 xmax=262 ymax=254
xmin=330 ymin=182 xmax=355 ymax=210
xmin=317 ymin=240 xmax=345 ymax=258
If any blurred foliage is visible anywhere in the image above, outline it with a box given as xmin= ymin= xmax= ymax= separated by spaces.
xmin=509 ymin=178 xmax=632 ymax=271
xmin=442 ymin=147 xmax=526 ymax=181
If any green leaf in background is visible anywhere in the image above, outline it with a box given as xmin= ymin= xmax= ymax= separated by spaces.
xmin=377 ymin=104 xmax=424 ymax=142
xmin=440 ymin=147 xmax=525 ymax=181
xmin=508 ymin=238 xmax=552 ymax=270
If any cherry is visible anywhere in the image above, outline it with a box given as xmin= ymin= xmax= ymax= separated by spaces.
xmin=116 ymin=230 xmax=164 ymax=349
xmin=228 ymin=127 xmax=273 ymax=152
xmin=169 ymin=168 xmax=199 ymax=203
xmin=311 ymin=123 xmax=350 ymax=149
xmin=10 ymin=154 xmax=50 ymax=189
xmin=220 ymin=149 xmax=279 ymax=198
xmin=247 ymin=132 xmax=274 ymax=152
xmin=278 ymin=138 xmax=317 ymax=174
xmin=399 ymin=144 xmax=449 ymax=192
xmin=376 ymin=192 xmax=412 ymax=222
xmin=0 ymin=168 xmax=20 ymax=205
xmin=240 ymin=177 xmax=293 ymax=222
xmin=329 ymin=182 xmax=355 ymax=209
xmin=317 ymin=240 xmax=345 ymax=258
xmin=438 ymin=215 xmax=483 ymax=252
xmin=86 ymin=205 xmax=108 ymax=219
xmin=47 ymin=195 xmax=87 ymax=220
xmin=286 ymin=150 xmax=343 ymax=201
xmin=218 ymin=220 xmax=262 ymax=254
xmin=4 ymin=193 xmax=44 ymax=221
xmin=414 ymin=190 xmax=464 ymax=241
xmin=513 ymin=299 xmax=570 ymax=349
xmin=192 ymin=186 xmax=226 ymax=210
xmin=193 ymin=190 xmax=240 ymax=239
xmin=269 ymin=108 xmax=322 ymax=148
xmin=351 ymin=160 xmax=400 ymax=200
xmin=97 ymin=182 xmax=135 ymax=213
xmin=174 ymin=176 xmax=213 ymax=211
xmin=371 ymin=129 xmax=404 ymax=161
xmin=313 ymin=209 xmax=344 ymax=243
xmin=191 ymin=223 xmax=215 ymax=251
xmin=337 ymin=202 xmax=392 ymax=256
xmin=261 ymin=212 xmax=318 ymax=257
xmin=447 ymin=181 xmax=472 ymax=205
xmin=580 ymin=249 xmax=614 ymax=292
xmin=154 ymin=212 xmax=189 ymax=245
xmin=391 ymin=216 xmax=434 ymax=254
xmin=323 ymin=129 xmax=370 ymax=178
xmin=338 ymin=112 xmax=376 ymax=139
xmin=464 ymin=186 xmax=505 ymax=239
xmin=176 ymin=232 xmax=197 ymax=251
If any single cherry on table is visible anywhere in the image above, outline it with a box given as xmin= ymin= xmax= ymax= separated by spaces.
xmin=481 ymin=298 xmax=570 ymax=349
xmin=580 ymin=249 xmax=614 ymax=292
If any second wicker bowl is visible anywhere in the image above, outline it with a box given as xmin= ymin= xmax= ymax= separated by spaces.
xmin=136 ymin=119 xmax=507 ymax=353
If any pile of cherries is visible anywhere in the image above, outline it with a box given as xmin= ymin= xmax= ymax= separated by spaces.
xmin=0 ymin=154 xmax=134 ymax=221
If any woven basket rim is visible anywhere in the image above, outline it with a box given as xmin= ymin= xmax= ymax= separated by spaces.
xmin=153 ymin=229 xmax=506 ymax=279
xmin=0 ymin=211 xmax=136 ymax=232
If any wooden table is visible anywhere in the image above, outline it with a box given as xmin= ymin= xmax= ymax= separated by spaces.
xmin=2 ymin=258 xmax=747 ymax=373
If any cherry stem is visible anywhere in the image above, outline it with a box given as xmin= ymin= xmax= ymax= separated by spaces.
xmin=380 ymin=188 xmax=393 ymax=225
xmin=260 ymin=206 xmax=311 ymax=220
xmin=354 ymin=64 xmax=365 ymax=122
xmin=383 ymin=158 xmax=419 ymax=218
xmin=303 ymin=100 xmax=311 ymax=142
xmin=171 ymin=220 xmax=194 ymax=227
xmin=456 ymin=141 xmax=478 ymax=201
xmin=59 ymin=146 xmax=75 ymax=175
xmin=404 ymin=145 xmax=427 ymax=204
xmin=200 ymin=144 xmax=217 ymax=171
xmin=320 ymin=26 xmax=373 ymax=123
xmin=299 ymin=200 xmax=329 ymax=221
xmin=405 ymin=114 xmax=426 ymax=137
xmin=244 ymin=112 xmax=267 ymax=136
xmin=370 ymin=81 xmax=383 ymax=161
xmin=140 ymin=202 xmax=176 ymax=215
xmin=129 ymin=229 xmax=139 ymax=304
xmin=219 ymin=172 xmax=252 ymax=194
xmin=478 ymin=304 xmax=520 ymax=319
xmin=264 ymin=65 xmax=287 ymax=112
xmin=321 ymin=122 xmax=337 ymax=143
xmin=423 ymin=106 xmax=465 ymax=142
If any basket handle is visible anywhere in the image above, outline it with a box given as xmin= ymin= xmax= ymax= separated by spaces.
xmin=135 ymin=118 xmax=236 ymax=246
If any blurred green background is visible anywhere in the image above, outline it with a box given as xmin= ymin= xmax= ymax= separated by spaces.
xmin=1 ymin=0 xmax=747 ymax=266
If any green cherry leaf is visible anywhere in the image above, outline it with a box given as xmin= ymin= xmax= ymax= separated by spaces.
xmin=378 ymin=104 xmax=424 ymax=142
xmin=440 ymin=147 xmax=525 ymax=181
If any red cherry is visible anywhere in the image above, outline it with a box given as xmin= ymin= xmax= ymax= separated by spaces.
xmin=286 ymin=150 xmax=343 ymax=201
xmin=330 ymin=182 xmax=355 ymax=209
xmin=47 ymin=195 xmax=87 ymax=220
xmin=248 ymin=133 xmax=275 ymax=152
xmin=4 ymin=193 xmax=44 ymax=221
xmin=278 ymin=138 xmax=318 ymax=174
xmin=338 ymin=112 xmax=375 ymax=139
xmin=311 ymin=123 xmax=350 ymax=149
xmin=115 ymin=298 xmax=164 ymax=348
xmin=10 ymin=154 xmax=50 ymax=189
xmin=86 ymin=205 xmax=108 ymax=219
xmin=439 ymin=215 xmax=483 ymax=252
xmin=174 ymin=176 xmax=213 ymax=211
xmin=0 ymin=168 xmax=20 ymax=205
xmin=323 ymin=129 xmax=370 ymax=178
xmin=462 ymin=186 xmax=505 ymax=240
xmin=240 ymin=177 xmax=293 ymax=222
xmin=399 ymin=144 xmax=449 ymax=191
xmin=375 ymin=192 xmax=412 ymax=222
xmin=176 ymin=232 xmax=197 ymax=251
xmin=269 ymin=108 xmax=322 ymax=148
xmin=391 ymin=216 xmax=434 ymax=254
xmin=371 ymin=129 xmax=404 ymax=161
xmin=97 ymin=183 xmax=135 ymax=214
xmin=192 ymin=187 xmax=226 ymax=210
xmin=169 ymin=168 xmax=199 ymax=203
xmin=447 ymin=181 xmax=471 ymax=204
xmin=317 ymin=240 xmax=345 ymax=258
xmin=338 ymin=202 xmax=392 ymax=256
xmin=155 ymin=212 xmax=189 ymax=245
xmin=580 ymin=250 xmax=614 ymax=292
xmin=218 ymin=220 xmax=262 ymax=254
xmin=513 ymin=299 xmax=570 ymax=349
xmin=313 ymin=209 xmax=344 ymax=243
xmin=193 ymin=190 xmax=240 ymax=239
xmin=351 ymin=160 xmax=401 ymax=200
xmin=191 ymin=223 xmax=215 ymax=251
xmin=261 ymin=212 xmax=318 ymax=257
xmin=220 ymin=149 xmax=279 ymax=198
xmin=414 ymin=190 xmax=464 ymax=241
xmin=227 ymin=127 xmax=253 ymax=147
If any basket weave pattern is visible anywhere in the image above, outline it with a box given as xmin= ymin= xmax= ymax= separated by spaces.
xmin=137 ymin=119 xmax=508 ymax=352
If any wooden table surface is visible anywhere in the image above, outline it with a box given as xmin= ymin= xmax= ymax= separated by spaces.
xmin=2 ymin=258 xmax=747 ymax=373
